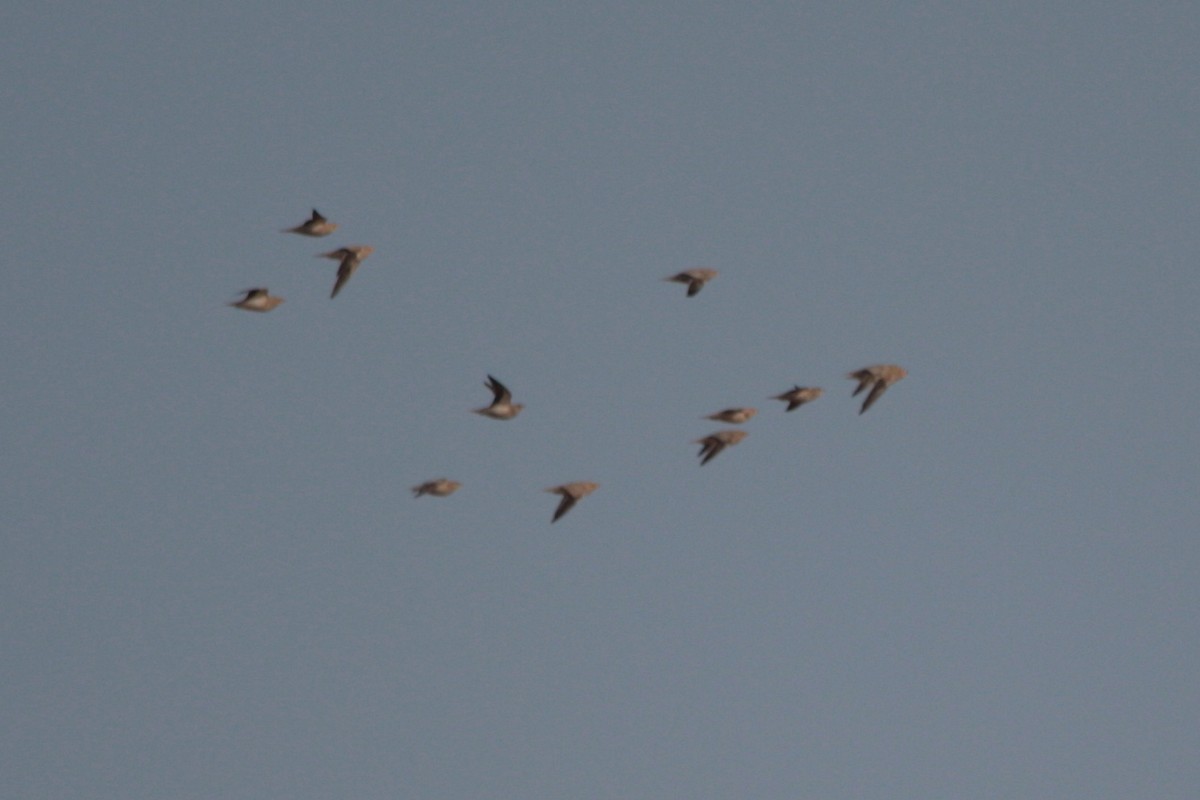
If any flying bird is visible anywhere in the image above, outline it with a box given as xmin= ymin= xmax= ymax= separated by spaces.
xmin=772 ymin=385 xmax=823 ymax=412
xmin=412 ymin=479 xmax=462 ymax=498
xmin=847 ymin=364 xmax=907 ymax=414
xmin=694 ymin=429 xmax=749 ymax=465
xmin=319 ymin=245 xmax=374 ymax=298
xmin=545 ymin=481 xmax=599 ymax=522
xmin=473 ymin=375 xmax=524 ymax=420
xmin=283 ymin=209 xmax=338 ymax=237
xmin=704 ymin=407 xmax=757 ymax=424
xmin=228 ymin=287 xmax=284 ymax=312
xmin=664 ymin=268 xmax=718 ymax=297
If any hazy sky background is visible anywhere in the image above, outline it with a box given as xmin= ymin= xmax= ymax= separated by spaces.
xmin=4 ymin=3 xmax=1198 ymax=798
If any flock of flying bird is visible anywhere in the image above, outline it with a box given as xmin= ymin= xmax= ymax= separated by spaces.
xmin=230 ymin=209 xmax=908 ymax=522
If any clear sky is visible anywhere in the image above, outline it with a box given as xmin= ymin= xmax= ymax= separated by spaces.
xmin=4 ymin=3 xmax=1199 ymax=798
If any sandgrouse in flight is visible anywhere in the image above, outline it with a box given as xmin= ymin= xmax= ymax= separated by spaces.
xmin=320 ymin=245 xmax=375 ymax=299
xmin=847 ymin=365 xmax=907 ymax=414
xmin=664 ymin=268 xmax=718 ymax=297
xmin=473 ymin=375 xmax=524 ymax=420
xmin=545 ymin=482 xmax=599 ymax=522
xmin=228 ymin=287 xmax=284 ymax=313
xmin=283 ymin=209 xmax=338 ymax=237
xmin=412 ymin=479 xmax=462 ymax=498
xmin=694 ymin=429 xmax=749 ymax=466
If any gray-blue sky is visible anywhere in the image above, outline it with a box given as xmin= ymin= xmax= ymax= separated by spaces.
xmin=4 ymin=3 xmax=1198 ymax=798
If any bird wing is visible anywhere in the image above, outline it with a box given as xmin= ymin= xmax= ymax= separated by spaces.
xmin=487 ymin=376 xmax=512 ymax=403
xmin=552 ymin=493 xmax=577 ymax=522
xmin=699 ymin=439 xmax=724 ymax=465
xmin=849 ymin=373 xmax=872 ymax=396
xmin=860 ymin=380 xmax=888 ymax=413
xmin=330 ymin=256 xmax=357 ymax=298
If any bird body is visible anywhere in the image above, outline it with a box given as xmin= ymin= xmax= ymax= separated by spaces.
xmin=229 ymin=287 xmax=284 ymax=312
xmin=545 ymin=481 xmax=599 ymax=522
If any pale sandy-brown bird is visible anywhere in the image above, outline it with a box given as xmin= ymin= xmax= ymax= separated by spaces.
xmin=694 ymin=429 xmax=749 ymax=465
xmin=545 ymin=481 xmax=599 ymax=522
xmin=704 ymin=407 xmax=757 ymax=424
xmin=283 ymin=209 xmax=338 ymax=237
xmin=664 ymin=268 xmax=718 ymax=297
xmin=228 ymin=287 xmax=284 ymax=312
xmin=473 ymin=375 xmax=524 ymax=420
xmin=320 ymin=245 xmax=374 ymax=298
xmin=847 ymin=364 xmax=907 ymax=414
xmin=412 ymin=479 xmax=462 ymax=498
xmin=772 ymin=386 xmax=823 ymax=412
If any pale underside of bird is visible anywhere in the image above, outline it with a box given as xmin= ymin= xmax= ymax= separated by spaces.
xmin=319 ymin=245 xmax=374 ymax=298
xmin=545 ymin=481 xmax=599 ymax=522
xmin=694 ymin=429 xmax=749 ymax=465
xmin=473 ymin=375 xmax=524 ymax=420
xmin=228 ymin=287 xmax=284 ymax=312
xmin=704 ymin=407 xmax=757 ymax=424
xmin=412 ymin=478 xmax=462 ymax=498
xmin=283 ymin=208 xmax=338 ymax=237
xmin=847 ymin=364 xmax=907 ymax=414
xmin=772 ymin=385 xmax=823 ymax=412
xmin=664 ymin=268 xmax=718 ymax=297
